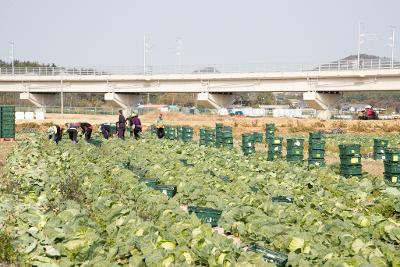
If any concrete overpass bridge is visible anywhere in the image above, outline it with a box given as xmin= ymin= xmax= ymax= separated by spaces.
xmin=1 ymin=59 xmax=400 ymax=115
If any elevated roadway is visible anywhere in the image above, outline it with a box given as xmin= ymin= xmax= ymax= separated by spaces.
xmin=1 ymin=59 xmax=400 ymax=112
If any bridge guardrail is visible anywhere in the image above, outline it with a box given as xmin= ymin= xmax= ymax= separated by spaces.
xmin=1 ymin=59 xmax=400 ymax=76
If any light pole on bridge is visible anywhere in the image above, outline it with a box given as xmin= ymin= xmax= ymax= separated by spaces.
xmin=9 ymin=41 xmax=14 ymax=75
xmin=389 ymin=26 xmax=396 ymax=69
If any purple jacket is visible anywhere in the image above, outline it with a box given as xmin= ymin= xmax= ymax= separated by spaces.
xmin=132 ymin=117 xmax=141 ymax=127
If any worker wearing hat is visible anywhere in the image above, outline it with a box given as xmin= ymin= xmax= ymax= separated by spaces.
xmin=47 ymin=125 xmax=62 ymax=144
xmin=155 ymin=114 xmax=165 ymax=139
xmin=131 ymin=112 xmax=142 ymax=139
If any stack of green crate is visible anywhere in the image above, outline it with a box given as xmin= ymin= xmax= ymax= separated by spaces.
xmin=339 ymin=144 xmax=362 ymax=177
xmin=215 ymin=123 xmax=224 ymax=147
xmin=265 ymin=123 xmax=275 ymax=144
xmin=165 ymin=126 xmax=177 ymax=140
xmin=308 ymin=132 xmax=325 ymax=167
xmin=181 ymin=126 xmax=193 ymax=142
xmin=373 ymin=139 xmax=389 ymax=160
xmin=286 ymin=138 xmax=304 ymax=162
xmin=242 ymin=133 xmax=255 ymax=155
xmin=383 ymin=149 xmax=400 ymax=187
xmin=223 ymin=126 xmax=233 ymax=148
xmin=0 ymin=106 xmax=16 ymax=139
xmin=176 ymin=126 xmax=183 ymax=140
xmin=267 ymin=137 xmax=283 ymax=161
xmin=253 ymin=132 xmax=263 ymax=143
xmin=205 ymin=128 xmax=215 ymax=147
xmin=199 ymin=128 xmax=207 ymax=146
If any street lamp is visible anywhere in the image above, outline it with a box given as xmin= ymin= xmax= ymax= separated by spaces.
xmin=9 ymin=41 xmax=14 ymax=75
xmin=389 ymin=26 xmax=396 ymax=69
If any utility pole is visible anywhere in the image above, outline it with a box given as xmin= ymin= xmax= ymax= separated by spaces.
xmin=9 ymin=41 xmax=14 ymax=75
xmin=390 ymin=26 xmax=396 ymax=69
xmin=357 ymin=22 xmax=363 ymax=70
xmin=60 ymin=79 xmax=64 ymax=115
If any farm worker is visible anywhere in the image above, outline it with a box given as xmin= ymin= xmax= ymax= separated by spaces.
xmin=126 ymin=113 xmax=135 ymax=137
xmin=155 ymin=114 xmax=165 ymax=139
xmin=131 ymin=113 xmax=142 ymax=139
xmin=116 ymin=110 xmax=126 ymax=140
xmin=66 ymin=122 xmax=80 ymax=144
xmin=47 ymin=125 xmax=62 ymax=144
xmin=80 ymin=122 xmax=93 ymax=141
xmin=99 ymin=123 xmax=111 ymax=139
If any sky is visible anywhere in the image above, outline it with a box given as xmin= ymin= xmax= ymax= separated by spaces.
xmin=0 ymin=0 xmax=399 ymax=67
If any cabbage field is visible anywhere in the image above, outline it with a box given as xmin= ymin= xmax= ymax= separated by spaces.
xmin=0 ymin=133 xmax=400 ymax=266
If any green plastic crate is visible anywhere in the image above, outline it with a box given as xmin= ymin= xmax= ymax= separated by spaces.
xmin=384 ymin=173 xmax=400 ymax=187
xmin=287 ymin=148 xmax=303 ymax=155
xmin=308 ymin=159 xmax=325 ymax=167
xmin=188 ymin=206 xmax=222 ymax=227
xmin=1 ymin=129 xmax=15 ymax=135
xmin=179 ymin=159 xmax=195 ymax=167
xmin=154 ymin=185 xmax=177 ymax=198
xmin=248 ymin=243 xmax=288 ymax=267
xmin=373 ymin=139 xmax=389 ymax=147
xmin=373 ymin=147 xmax=386 ymax=155
xmin=309 ymin=132 xmax=323 ymax=140
xmin=1 ymin=133 xmax=15 ymax=138
xmin=267 ymin=152 xmax=282 ymax=161
xmin=269 ymin=144 xmax=282 ymax=152
xmin=308 ymin=150 xmax=325 ymax=159
xmin=373 ymin=153 xmax=385 ymax=160
xmin=243 ymin=147 xmax=255 ymax=155
xmin=340 ymin=166 xmax=362 ymax=177
xmin=140 ymin=179 xmax=158 ymax=188
xmin=272 ymin=196 xmax=293 ymax=203
xmin=339 ymin=144 xmax=361 ymax=156
xmin=1 ymin=125 xmax=15 ymax=131
xmin=286 ymin=155 xmax=304 ymax=162
xmin=287 ymin=138 xmax=304 ymax=147
xmin=340 ymin=156 xmax=361 ymax=165
xmin=268 ymin=137 xmax=283 ymax=145
xmin=309 ymin=141 xmax=325 ymax=150
xmin=384 ymin=162 xmax=400 ymax=174
xmin=0 ymin=106 xmax=15 ymax=113
xmin=384 ymin=149 xmax=400 ymax=162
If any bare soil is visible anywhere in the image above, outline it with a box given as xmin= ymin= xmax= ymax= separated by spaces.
xmin=15 ymin=111 xmax=400 ymax=137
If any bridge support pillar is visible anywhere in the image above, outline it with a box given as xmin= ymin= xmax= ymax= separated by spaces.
xmin=20 ymin=92 xmax=58 ymax=107
xmin=104 ymin=93 xmax=142 ymax=110
xmin=303 ymin=91 xmax=341 ymax=119
xmin=197 ymin=92 xmax=235 ymax=109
